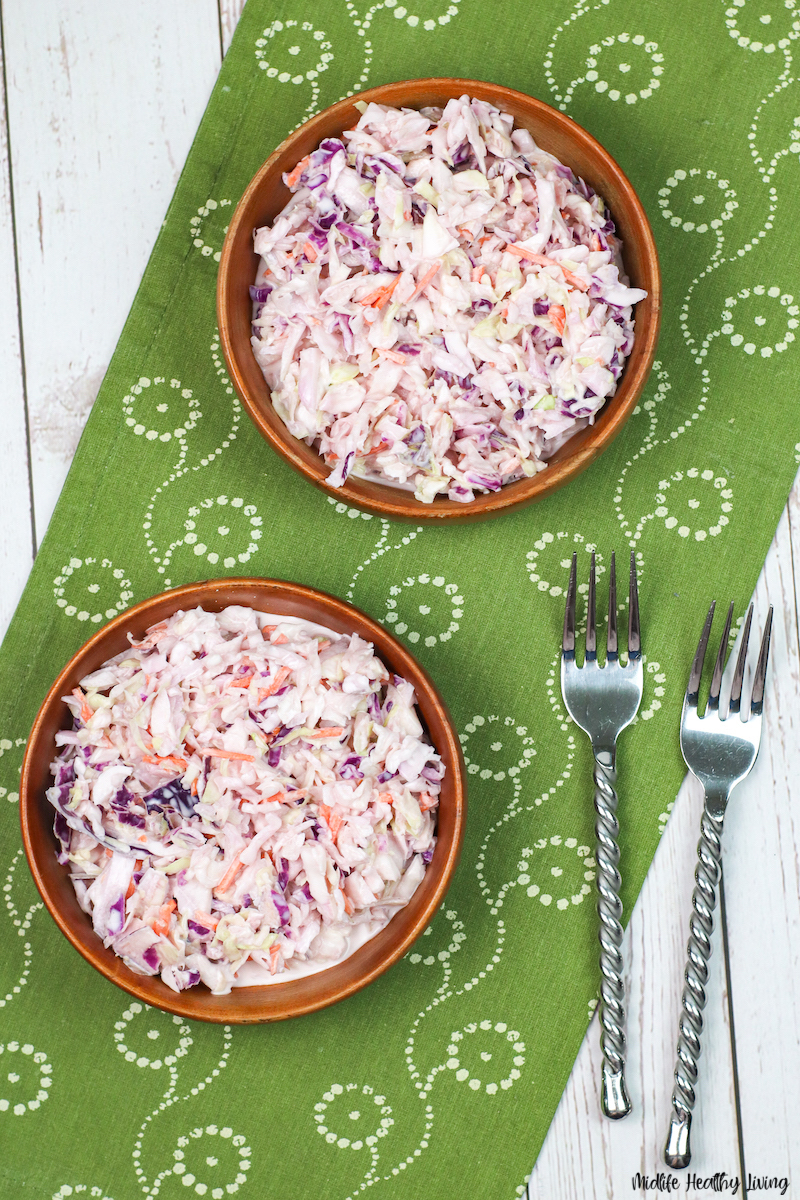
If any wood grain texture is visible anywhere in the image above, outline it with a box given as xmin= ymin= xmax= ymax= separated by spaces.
xmin=0 ymin=22 xmax=35 ymax=638
xmin=219 ymin=0 xmax=249 ymax=56
xmin=528 ymin=770 xmax=740 ymax=1197
xmin=721 ymin=481 xmax=800 ymax=1191
xmin=1 ymin=0 xmax=222 ymax=540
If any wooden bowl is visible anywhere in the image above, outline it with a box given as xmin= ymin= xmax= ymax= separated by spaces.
xmin=19 ymin=579 xmax=466 ymax=1023
xmin=218 ymin=77 xmax=661 ymax=523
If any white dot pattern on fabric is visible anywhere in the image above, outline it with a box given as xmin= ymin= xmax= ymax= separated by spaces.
xmin=0 ymin=1039 xmax=51 ymax=1115
xmin=0 ymin=738 xmax=26 ymax=807
xmin=189 ymin=197 xmax=232 ymax=262
xmin=543 ymin=17 xmax=664 ymax=114
xmin=383 ymin=575 xmax=462 ymax=645
xmin=48 ymin=334 xmax=249 ymax=617
xmin=442 ymin=1022 xmax=526 ymax=1095
xmin=53 ymin=557 xmax=133 ymax=625
xmin=254 ymin=19 xmax=333 ymax=124
xmin=123 ymin=1011 xmax=237 ymax=1197
xmin=0 ymin=849 xmax=43 ymax=1011
xmin=52 ymin=1187 xmax=114 ymax=1199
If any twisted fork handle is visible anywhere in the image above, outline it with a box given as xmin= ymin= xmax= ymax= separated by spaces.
xmin=593 ymin=747 xmax=631 ymax=1119
xmin=664 ymin=803 xmax=725 ymax=1168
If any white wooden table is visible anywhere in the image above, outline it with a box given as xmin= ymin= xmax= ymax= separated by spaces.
xmin=1 ymin=5 xmax=797 ymax=1195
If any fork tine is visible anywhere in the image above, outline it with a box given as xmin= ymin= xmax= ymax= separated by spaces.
xmin=750 ymin=606 xmax=773 ymax=714
xmin=563 ymin=552 xmax=577 ymax=656
xmin=686 ymin=601 xmax=716 ymax=704
xmin=628 ymin=551 xmax=641 ymax=657
xmin=729 ymin=604 xmax=753 ymax=714
xmin=708 ymin=602 xmax=734 ymax=710
xmin=586 ymin=552 xmax=597 ymax=660
xmin=607 ymin=552 xmax=618 ymax=659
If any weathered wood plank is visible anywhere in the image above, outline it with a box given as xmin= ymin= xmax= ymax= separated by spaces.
xmin=0 ymin=23 xmax=35 ymax=643
xmin=219 ymin=0 xmax=249 ymax=56
xmin=1 ymin=0 xmax=222 ymax=542
xmin=721 ymin=482 xmax=800 ymax=1193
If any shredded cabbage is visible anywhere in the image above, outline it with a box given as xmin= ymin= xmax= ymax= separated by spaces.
xmin=251 ymin=94 xmax=647 ymax=503
xmin=48 ymin=606 xmax=443 ymax=995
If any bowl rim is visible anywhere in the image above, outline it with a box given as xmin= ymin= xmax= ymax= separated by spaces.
xmin=217 ymin=76 xmax=661 ymax=523
xmin=19 ymin=577 xmax=466 ymax=1023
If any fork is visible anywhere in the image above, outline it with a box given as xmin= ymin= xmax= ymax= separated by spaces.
xmin=561 ymin=550 xmax=642 ymax=1119
xmin=664 ymin=601 xmax=773 ymax=1169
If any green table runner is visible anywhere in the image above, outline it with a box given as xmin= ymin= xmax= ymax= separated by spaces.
xmin=3 ymin=0 xmax=800 ymax=1195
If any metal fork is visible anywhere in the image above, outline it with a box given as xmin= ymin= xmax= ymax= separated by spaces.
xmin=664 ymin=601 xmax=773 ymax=1169
xmin=561 ymin=550 xmax=643 ymax=1119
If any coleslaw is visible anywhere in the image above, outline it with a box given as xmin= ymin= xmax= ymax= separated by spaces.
xmin=47 ymin=606 xmax=443 ymax=995
xmin=251 ymin=94 xmax=647 ymax=503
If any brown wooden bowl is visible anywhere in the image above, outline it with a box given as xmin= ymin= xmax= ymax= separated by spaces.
xmin=20 ymin=578 xmax=466 ymax=1023
xmin=218 ymin=77 xmax=661 ymax=523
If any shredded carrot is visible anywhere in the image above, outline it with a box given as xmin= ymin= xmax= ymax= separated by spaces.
xmin=151 ymin=899 xmax=176 ymax=938
xmin=343 ymin=893 xmax=354 ymax=916
xmin=504 ymin=244 xmax=549 ymax=265
xmin=591 ymin=233 xmax=602 ymax=252
xmin=319 ymin=803 xmax=343 ymax=839
xmin=229 ymin=658 xmax=256 ymax=688
xmin=201 ymin=749 xmax=256 ymax=762
xmin=257 ymin=664 xmax=292 ymax=702
xmin=215 ymin=854 xmax=244 ymax=895
xmin=303 ymin=239 xmax=318 ymax=262
xmin=229 ymin=674 xmax=255 ymax=690
xmin=358 ymin=274 xmax=401 ymax=309
xmin=379 ymin=348 xmax=407 ymax=364
xmin=561 ymin=267 xmax=589 ymax=292
xmin=418 ymin=793 xmax=438 ymax=812
xmin=307 ymin=727 xmax=345 ymax=739
xmin=285 ymin=155 xmax=310 ymax=188
xmin=377 ymin=791 xmax=394 ymax=805
xmin=364 ymin=439 xmax=391 ymax=457
xmin=193 ymin=910 xmax=219 ymax=930
xmin=470 ymin=265 xmax=482 ymax=282
xmin=504 ymin=244 xmax=589 ymax=291
xmin=261 ymin=625 xmax=276 ymax=637
xmin=284 ymin=788 xmax=307 ymax=802
xmin=548 ymin=304 xmax=566 ymax=335
xmin=191 ymin=777 xmax=198 ymax=796
xmin=272 ymin=633 xmax=289 ymax=645
xmin=125 ymin=859 xmax=145 ymax=899
xmin=142 ymin=754 xmax=188 ymax=772
xmin=72 ymin=688 xmax=93 ymax=725
xmin=130 ymin=621 xmax=168 ymax=650
xmin=409 ymin=260 xmax=442 ymax=301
